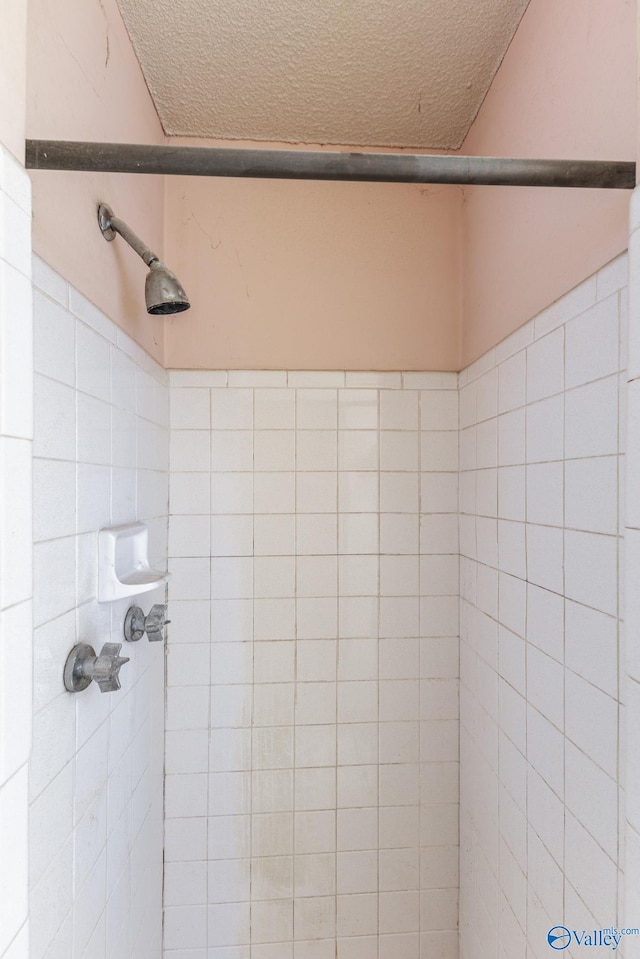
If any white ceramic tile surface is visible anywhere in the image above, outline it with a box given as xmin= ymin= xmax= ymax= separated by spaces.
xmin=29 ymin=257 xmax=168 ymax=959
xmin=625 ymin=210 xmax=640 ymax=944
xmin=168 ymin=373 xmax=459 ymax=957
xmin=460 ymin=260 xmax=626 ymax=959
xmin=21 ymin=243 xmax=629 ymax=959
xmin=0 ymin=151 xmax=32 ymax=959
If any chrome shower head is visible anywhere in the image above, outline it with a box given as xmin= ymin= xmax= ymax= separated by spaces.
xmin=145 ymin=260 xmax=190 ymax=315
xmin=98 ymin=203 xmax=190 ymax=316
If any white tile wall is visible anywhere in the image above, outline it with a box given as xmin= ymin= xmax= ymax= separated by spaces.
xmin=167 ymin=371 xmax=459 ymax=959
xmin=626 ymin=189 xmax=640 ymax=951
xmin=30 ymin=257 xmax=169 ymax=959
xmin=0 ymin=146 xmax=32 ymax=959
xmin=19 ymin=238 xmax=632 ymax=959
xmin=460 ymin=254 xmax=627 ymax=959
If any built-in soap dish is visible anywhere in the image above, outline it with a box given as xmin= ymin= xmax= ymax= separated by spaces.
xmin=98 ymin=522 xmax=170 ymax=603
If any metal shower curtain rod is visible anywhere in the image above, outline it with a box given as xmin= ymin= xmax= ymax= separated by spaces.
xmin=25 ymin=139 xmax=636 ymax=189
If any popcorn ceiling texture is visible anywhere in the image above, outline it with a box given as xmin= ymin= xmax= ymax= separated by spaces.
xmin=116 ymin=0 xmax=530 ymax=149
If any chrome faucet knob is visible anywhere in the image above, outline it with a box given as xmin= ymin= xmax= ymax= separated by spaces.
xmin=145 ymin=604 xmax=170 ymax=642
xmin=124 ymin=604 xmax=170 ymax=643
xmin=63 ymin=642 xmax=130 ymax=693
xmin=124 ymin=605 xmax=146 ymax=642
xmin=91 ymin=643 xmax=130 ymax=692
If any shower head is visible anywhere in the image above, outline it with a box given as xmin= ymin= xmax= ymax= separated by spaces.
xmin=145 ymin=261 xmax=190 ymax=315
xmin=98 ymin=203 xmax=190 ymax=315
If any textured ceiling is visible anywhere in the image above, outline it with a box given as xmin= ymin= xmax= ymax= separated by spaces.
xmin=116 ymin=0 xmax=530 ymax=149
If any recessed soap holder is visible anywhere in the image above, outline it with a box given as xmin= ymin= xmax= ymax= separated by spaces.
xmin=98 ymin=522 xmax=170 ymax=603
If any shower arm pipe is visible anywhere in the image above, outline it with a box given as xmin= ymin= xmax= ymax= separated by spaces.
xmin=25 ymin=139 xmax=636 ymax=189
xmin=98 ymin=205 xmax=158 ymax=266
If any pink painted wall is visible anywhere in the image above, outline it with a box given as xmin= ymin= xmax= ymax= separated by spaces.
xmin=0 ymin=0 xmax=27 ymax=161
xmin=461 ymin=0 xmax=636 ymax=367
xmin=22 ymin=0 xmax=638 ymax=370
xmin=25 ymin=0 xmax=461 ymax=371
xmin=26 ymin=0 xmax=167 ymax=361
xmin=164 ymin=154 xmax=461 ymax=370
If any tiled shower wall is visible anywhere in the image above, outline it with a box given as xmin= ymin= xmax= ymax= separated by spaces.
xmin=0 ymin=147 xmax=33 ymax=959
xmin=458 ymin=254 xmax=628 ymax=959
xmin=166 ymin=371 xmax=460 ymax=959
xmin=625 ymin=192 xmax=640 ymax=948
xmin=21 ymin=244 xmax=630 ymax=959
xmin=29 ymin=258 xmax=169 ymax=959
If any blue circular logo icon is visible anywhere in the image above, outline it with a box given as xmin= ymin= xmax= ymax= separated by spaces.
xmin=548 ymin=927 xmax=572 ymax=950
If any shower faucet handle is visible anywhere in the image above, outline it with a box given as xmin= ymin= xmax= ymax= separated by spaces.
xmin=63 ymin=642 xmax=130 ymax=693
xmin=145 ymin=604 xmax=170 ymax=642
xmin=124 ymin=604 xmax=170 ymax=643
xmin=91 ymin=643 xmax=130 ymax=692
